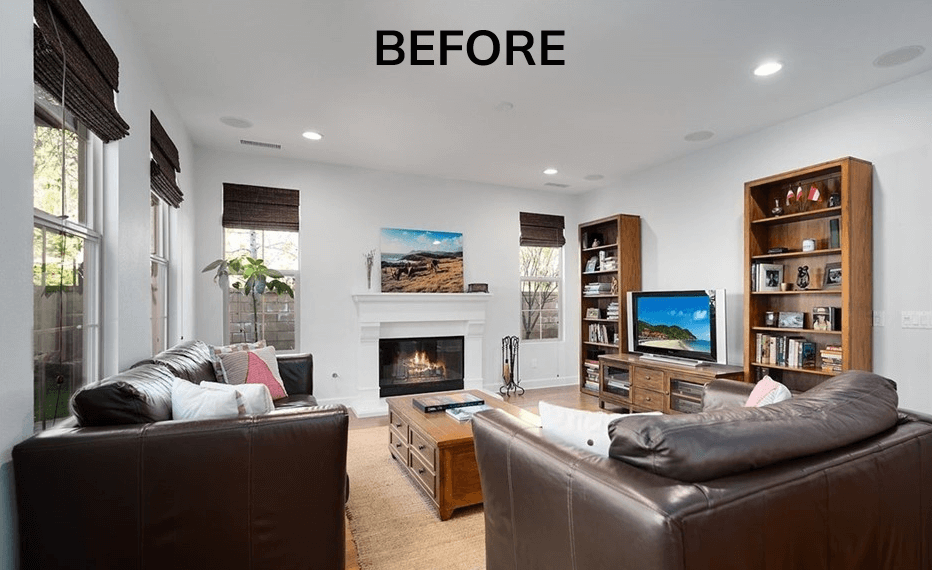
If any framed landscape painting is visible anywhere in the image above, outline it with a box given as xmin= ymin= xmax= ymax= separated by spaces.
xmin=380 ymin=228 xmax=464 ymax=292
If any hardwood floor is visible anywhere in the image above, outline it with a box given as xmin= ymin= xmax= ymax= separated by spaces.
xmin=343 ymin=384 xmax=609 ymax=568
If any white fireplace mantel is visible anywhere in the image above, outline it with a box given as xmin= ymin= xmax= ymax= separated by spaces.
xmin=351 ymin=293 xmax=492 ymax=417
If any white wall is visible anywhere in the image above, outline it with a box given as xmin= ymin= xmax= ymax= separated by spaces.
xmin=0 ymin=0 xmax=195 ymax=565
xmin=193 ymin=149 xmax=580 ymax=402
xmin=580 ymin=70 xmax=932 ymax=413
xmin=0 ymin=1 xmax=39 ymax=567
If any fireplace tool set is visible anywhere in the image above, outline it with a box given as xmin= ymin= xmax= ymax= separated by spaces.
xmin=500 ymin=335 xmax=524 ymax=397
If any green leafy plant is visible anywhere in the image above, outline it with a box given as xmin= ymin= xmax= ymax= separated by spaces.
xmin=202 ymin=256 xmax=294 ymax=343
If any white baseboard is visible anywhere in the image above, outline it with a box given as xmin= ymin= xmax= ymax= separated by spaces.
xmin=482 ymin=376 xmax=578 ymax=392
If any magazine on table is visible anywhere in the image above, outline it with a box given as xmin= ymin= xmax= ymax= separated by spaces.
xmin=445 ymin=404 xmax=492 ymax=421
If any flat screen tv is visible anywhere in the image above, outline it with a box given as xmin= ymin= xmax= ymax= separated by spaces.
xmin=626 ymin=289 xmax=727 ymax=365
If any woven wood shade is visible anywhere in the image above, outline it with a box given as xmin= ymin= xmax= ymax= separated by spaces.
xmin=33 ymin=0 xmax=129 ymax=142
xmin=150 ymin=112 xmax=182 ymax=208
xmin=222 ymin=183 xmax=300 ymax=232
xmin=520 ymin=212 xmax=565 ymax=247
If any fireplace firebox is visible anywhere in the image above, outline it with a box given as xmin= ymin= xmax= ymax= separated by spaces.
xmin=379 ymin=336 xmax=465 ymax=397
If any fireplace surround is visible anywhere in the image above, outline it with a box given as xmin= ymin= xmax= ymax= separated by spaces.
xmin=352 ymin=292 xmax=491 ymax=416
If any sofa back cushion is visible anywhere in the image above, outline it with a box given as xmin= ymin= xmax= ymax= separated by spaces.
xmin=607 ymin=371 xmax=899 ymax=482
xmin=71 ymin=363 xmax=176 ymax=427
xmin=135 ymin=339 xmax=216 ymax=385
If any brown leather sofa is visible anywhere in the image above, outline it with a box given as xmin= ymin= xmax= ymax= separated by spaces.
xmin=473 ymin=371 xmax=932 ymax=570
xmin=13 ymin=340 xmax=348 ymax=570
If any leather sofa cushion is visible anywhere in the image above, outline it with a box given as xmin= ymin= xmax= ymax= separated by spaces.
xmin=274 ymin=394 xmax=319 ymax=409
xmin=134 ymin=339 xmax=216 ymax=385
xmin=607 ymin=370 xmax=899 ymax=482
xmin=71 ymin=363 xmax=176 ymax=426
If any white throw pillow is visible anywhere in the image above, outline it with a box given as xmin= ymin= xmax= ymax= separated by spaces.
xmin=539 ymin=401 xmax=661 ymax=456
xmin=201 ymin=381 xmax=274 ymax=415
xmin=171 ymin=378 xmax=241 ymax=421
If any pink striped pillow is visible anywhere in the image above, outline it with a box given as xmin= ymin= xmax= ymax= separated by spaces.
xmin=245 ymin=350 xmax=288 ymax=400
xmin=744 ymin=376 xmax=792 ymax=407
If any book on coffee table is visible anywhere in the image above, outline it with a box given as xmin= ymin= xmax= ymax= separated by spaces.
xmin=413 ymin=392 xmax=485 ymax=413
xmin=445 ymin=404 xmax=492 ymax=421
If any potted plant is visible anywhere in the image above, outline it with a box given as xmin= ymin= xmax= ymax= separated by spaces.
xmin=202 ymin=256 xmax=294 ymax=343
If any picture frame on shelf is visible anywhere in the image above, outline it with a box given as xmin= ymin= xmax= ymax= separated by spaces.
xmin=812 ymin=306 xmax=840 ymax=330
xmin=823 ymin=262 xmax=842 ymax=288
xmin=585 ymin=256 xmax=599 ymax=273
xmin=757 ymin=263 xmax=784 ymax=292
xmin=764 ymin=311 xmax=777 ymax=327
xmin=777 ymin=311 xmax=804 ymax=329
xmin=586 ymin=307 xmax=601 ymax=319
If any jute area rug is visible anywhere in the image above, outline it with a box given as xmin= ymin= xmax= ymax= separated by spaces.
xmin=345 ymin=426 xmax=486 ymax=570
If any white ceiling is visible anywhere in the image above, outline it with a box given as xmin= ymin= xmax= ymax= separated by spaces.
xmin=120 ymin=0 xmax=932 ymax=193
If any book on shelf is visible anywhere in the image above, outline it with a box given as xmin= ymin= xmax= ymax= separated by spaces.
xmin=755 ymin=333 xmax=818 ymax=368
xmin=445 ymin=404 xmax=492 ymax=421
xmin=584 ymin=282 xmax=613 ymax=296
xmin=413 ymin=392 xmax=485 ymax=413
xmin=820 ymin=345 xmax=843 ymax=371
xmin=588 ymin=323 xmax=611 ymax=344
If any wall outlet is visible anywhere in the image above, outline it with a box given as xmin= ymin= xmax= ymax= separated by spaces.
xmin=872 ymin=311 xmax=884 ymax=326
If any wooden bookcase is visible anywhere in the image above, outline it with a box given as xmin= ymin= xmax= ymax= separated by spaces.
xmin=579 ymin=214 xmax=641 ymax=396
xmin=744 ymin=157 xmax=872 ymax=390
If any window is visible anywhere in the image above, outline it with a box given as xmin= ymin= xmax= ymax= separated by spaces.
xmin=520 ymin=247 xmax=562 ymax=340
xmin=519 ymin=212 xmax=565 ymax=341
xmin=150 ymin=192 xmax=169 ymax=354
xmin=224 ymin=228 xmax=298 ymax=350
xmin=33 ymin=84 xmax=100 ymax=430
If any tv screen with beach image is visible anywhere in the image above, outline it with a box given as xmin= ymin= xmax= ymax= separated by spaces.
xmin=635 ymin=294 xmax=712 ymax=356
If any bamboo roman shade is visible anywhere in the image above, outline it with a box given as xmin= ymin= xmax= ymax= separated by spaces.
xmin=150 ymin=112 xmax=183 ymax=208
xmin=33 ymin=0 xmax=129 ymax=142
xmin=520 ymin=212 xmax=566 ymax=247
xmin=222 ymin=183 xmax=300 ymax=232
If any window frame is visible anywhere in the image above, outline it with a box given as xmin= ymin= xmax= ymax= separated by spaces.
xmin=150 ymin=191 xmax=169 ymax=354
xmin=33 ymin=88 xmax=102 ymax=430
xmin=222 ymin=227 xmax=299 ymax=352
xmin=519 ymin=245 xmax=563 ymax=342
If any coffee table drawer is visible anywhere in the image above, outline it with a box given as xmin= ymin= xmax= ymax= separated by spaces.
xmin=389 ymin=410 xmax=409 ymax=438
xmin=389 ymin=428 xmax=408 ymax=464
xmin=409 ymin=450 xmax=436 ymax=499
xmin=410 ymin=428 xmax=437 ymax=471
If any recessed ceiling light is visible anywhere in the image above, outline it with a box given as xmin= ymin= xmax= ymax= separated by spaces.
xmin=496 ymin=101 xmax=515 ymax=112
xmin=543 ymin=168 xmax=558 ymax=175
xmin=753 ymin=61 xmax=783 ymax=77
xmin=684 ymin=130 xmax=714 ymax=142
xmin=220 ymin=116 xmax=253 ymax=128
xmin=873 ymin=45 xmax=925 ymax=68
xmin=302 ymin=131 xmax=323 ymax=141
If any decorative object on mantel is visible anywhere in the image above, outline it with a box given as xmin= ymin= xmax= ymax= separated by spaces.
xmin=365 ymin=249 xmax=376 ymax=290
xmin=500 ymin=336 xmax=524 ymax=397
xmin=467 ymin=283 xmax=488 ymax=293
xmin=380 ymin=228 xmax=464 ymax=293
xmin=202 ymin=256 xmax=294 ymax=342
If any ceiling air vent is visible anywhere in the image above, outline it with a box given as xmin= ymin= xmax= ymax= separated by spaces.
xmin=240 ymin=139 xmax=282 ymax=150
xmin=544 ymin=182 xmax=570 ymax=188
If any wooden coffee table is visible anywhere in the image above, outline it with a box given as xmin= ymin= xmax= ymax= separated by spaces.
xmin=386 ymin=389 xmax=537 ymax=520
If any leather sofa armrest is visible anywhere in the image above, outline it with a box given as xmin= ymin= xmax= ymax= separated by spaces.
xmin=13 ymin=405 xmax=348 ymax=569
xmin=702 ymin=378 xmax=754 ymax=411
xmin=277 ymin=352 xmax=313 ymax=395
